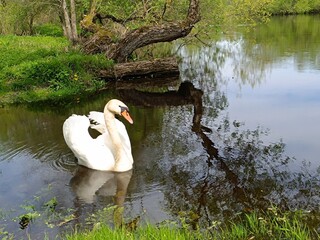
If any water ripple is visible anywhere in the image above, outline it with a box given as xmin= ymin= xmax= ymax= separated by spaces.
xmin=0 ymin=141 xmax=29 ymax=161
xmin=48 ymin=152 xmax=77 ymax=172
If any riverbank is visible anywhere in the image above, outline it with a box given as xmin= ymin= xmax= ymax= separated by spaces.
xmin=64 ymin=206 xmax=317 ymax=239
xmin=0 ymin=35 xmax=113 ymax=105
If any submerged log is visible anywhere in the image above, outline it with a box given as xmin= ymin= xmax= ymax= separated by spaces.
xmin=118 ymin=81 xmax=203 ymax=107
xmin=100 ymin=57 xmax=179 ymax=80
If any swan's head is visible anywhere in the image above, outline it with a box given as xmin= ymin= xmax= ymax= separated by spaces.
xmin=106 ymin=99 xmax=133 ymax=124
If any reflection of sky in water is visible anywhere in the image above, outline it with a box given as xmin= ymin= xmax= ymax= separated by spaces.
xmin=178 ymin=36 xmax=320 ymax=171
xmin=225 ymin=56 xmax=320 ymax=169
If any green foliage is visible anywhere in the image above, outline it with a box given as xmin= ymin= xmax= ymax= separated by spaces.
xmin=34 ymin=24 xmax=64 ymax=37
xmin=268 ymin=0 xmax=320 ymax=14
xmin=44 ymin=197 xmax=58 ymax=212
xmin=0 ymin=35 xmax=113 ymax=104
xmin=0 ymin=0 xmax=58 ymax=35
xmin=196 ymin=0 xmax=274 ymax=37
xmin=1 ymin=0 xmax=320 ymax=41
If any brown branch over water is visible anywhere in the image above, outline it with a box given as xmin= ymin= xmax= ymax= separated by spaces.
xmin=81 ymin=0 xmax=200 ymax=62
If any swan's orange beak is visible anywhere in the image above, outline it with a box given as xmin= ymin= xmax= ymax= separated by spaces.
xmin=121 ymin=110 xmax=133 ymax=124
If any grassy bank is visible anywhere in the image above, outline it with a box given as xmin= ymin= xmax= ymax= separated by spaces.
xmin=0 ymin=35 xmax=113 ymax=105
xmin=65 ymin=207 xmax=318 ymax=240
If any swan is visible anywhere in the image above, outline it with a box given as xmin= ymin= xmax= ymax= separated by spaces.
xmin=63 ymin=99 xmax=134 ymax=172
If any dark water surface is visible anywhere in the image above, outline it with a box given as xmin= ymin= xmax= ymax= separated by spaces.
xmin=1 ymin=15 xmax=320 ymax=238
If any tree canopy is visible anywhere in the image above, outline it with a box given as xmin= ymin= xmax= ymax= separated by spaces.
xmin=1 ymin=0 xmax=319 ymax=62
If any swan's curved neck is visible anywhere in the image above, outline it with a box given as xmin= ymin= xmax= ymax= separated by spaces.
xmin=104 ymin=107 xmax=122 ymax=150
xmin=103 ymin=104 xmax=132 ymax=172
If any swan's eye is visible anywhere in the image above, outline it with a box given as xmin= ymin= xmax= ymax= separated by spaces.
xmin=120 ymin=106 xmax=129 ymax=114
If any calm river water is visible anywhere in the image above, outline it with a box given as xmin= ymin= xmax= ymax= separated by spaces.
xmin=1 ymin=15 xmax=320 ymax=238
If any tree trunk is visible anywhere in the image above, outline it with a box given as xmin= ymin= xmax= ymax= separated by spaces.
xmin=107 ymin=22 xmax=194 ymax=62
xmin=70 ymin=0 xmax=78 ymax=43
xmin=61 ymin=0 xmax=72 ymax=41
xmin=81 ymin=0 xmax=200 ymax=63
xmin=107 ymin=0 xmax=200 ymax=62
xmin=28 ymin=14 xmax=34 ymax=35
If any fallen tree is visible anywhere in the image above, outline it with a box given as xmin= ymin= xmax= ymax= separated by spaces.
xmin=100 ymin=57 xmax=179 ymax=80
xmin=78 ymin=0 xmax=200 ymax=80
xmin=81 ymin=0 xmax=200 ymax=63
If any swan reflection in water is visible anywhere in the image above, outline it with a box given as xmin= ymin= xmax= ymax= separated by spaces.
xmin=70 ymin=166 xmax=132 ymax=226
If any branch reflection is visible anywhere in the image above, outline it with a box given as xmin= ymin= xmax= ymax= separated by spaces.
xmin=117 ymin=79 xmax=320 ymax=230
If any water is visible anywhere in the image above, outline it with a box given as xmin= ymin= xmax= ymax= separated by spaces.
xmin=1 ymin=15 xmax=320 ymax=238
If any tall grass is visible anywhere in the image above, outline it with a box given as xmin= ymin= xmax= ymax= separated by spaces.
xmin=65 ymin=206 xmax=318 ymax=240
xmin=219 ymin=206 xmax=318 ymax=240
xmin=65 ymin=223 xmax=206 ymax=240
xmin=0 ymin=35 xmax=113 ymax=104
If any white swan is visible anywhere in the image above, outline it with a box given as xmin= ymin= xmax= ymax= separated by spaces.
xmin=63 ymin=99 xmax=134 ymax=172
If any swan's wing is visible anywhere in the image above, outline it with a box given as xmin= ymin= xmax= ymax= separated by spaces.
xmin=63 ymin=114 xmax=92 ymax=147
xmin=88 ymin=111 xmax=106 ymax=134
xmin=63 ymin=114 xmax=115 ymax=170
xmin=63 ymin=114 xmax=100 ymax=158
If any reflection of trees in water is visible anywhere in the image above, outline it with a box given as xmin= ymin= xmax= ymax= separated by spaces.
xmin=176 ymin=39 xmax=268 ymax=95
xmin=120 ymin=80 xmax=320 ymax=229
xmin=244 ymin=15 xmax=320 ymax=71
xmin=157 ymin=83 xmax=320 ymax=229
xmin=166 ymin=18 xmax=320 ymax=228
xmin=177 ymin=15 xmax=320 ymax=97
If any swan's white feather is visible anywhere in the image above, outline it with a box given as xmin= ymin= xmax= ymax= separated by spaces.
xmin=63 ymin=112 xmax=132 ymax=171
xmin=88 ymin=111 xmax=106 ymax=134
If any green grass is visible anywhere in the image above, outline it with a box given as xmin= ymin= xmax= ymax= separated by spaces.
xmin=0 ymin=201 xmax=317 ymax=239
xmin=65 ymin=206 xmax=318 ymax=240
xmin=220 ymin=208 xmax=315 ymax=240
xmin=65 ymin=223 xmax=206 ymax=240
xmin=0 ymin=35 xmax=113 ymax=104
